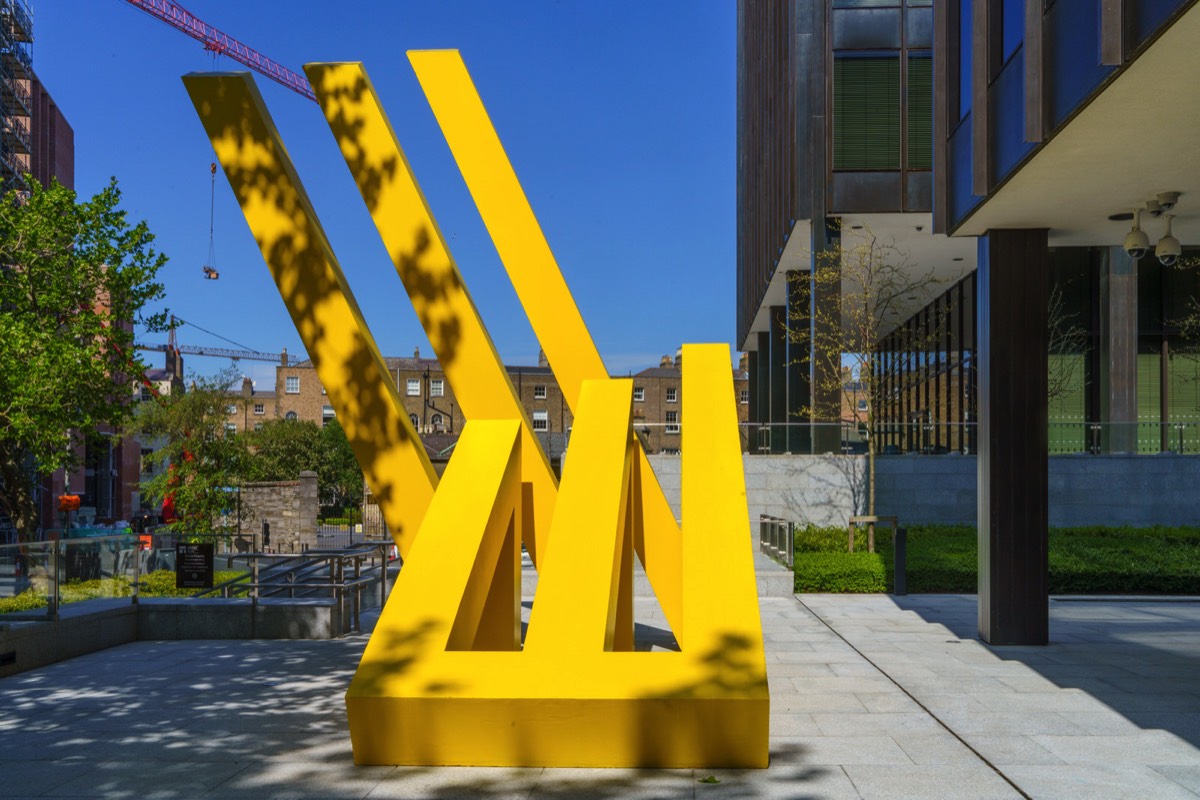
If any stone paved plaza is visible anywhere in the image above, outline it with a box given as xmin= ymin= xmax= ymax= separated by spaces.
xmin=4 ymin=594 xmax=1200 ymax=798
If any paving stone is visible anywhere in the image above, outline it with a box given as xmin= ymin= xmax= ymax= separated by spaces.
xmin=842 ymin=764 xmax=1022 ymax=799
xmin=1004 ymin=763 xmax=1200 ymax=800
xmin=891 ymin=735 xmax=982 ymax=766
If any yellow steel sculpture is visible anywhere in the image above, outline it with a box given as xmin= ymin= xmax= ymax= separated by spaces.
xmin=185 ymin=61 xmax=767 ymax=768
xmin=409 ymin=51 xmax=686 ymax=642
xmin=303 ymin=62 xmax=558 ymax=567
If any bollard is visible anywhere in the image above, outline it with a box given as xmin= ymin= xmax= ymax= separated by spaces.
xmin=894 ymin=527 xmax=907 ymax=596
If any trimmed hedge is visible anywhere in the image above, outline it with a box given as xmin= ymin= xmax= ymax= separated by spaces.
xmin=0 ymin=569 xmax=248 ymax=614
xmin=794 ymin=523 xmax=1200 ymax=594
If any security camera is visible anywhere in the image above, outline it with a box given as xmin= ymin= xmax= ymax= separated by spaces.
xmin=1157 ymin=215 xmax=1181 ymax=267
xmin=1158 ymin=192 xmax=1180 ymax=212
xmin=1146 ymin=200 xmax=1164 ymax=218
xmin=1124 ymin=209 xmax=1150 ymax=260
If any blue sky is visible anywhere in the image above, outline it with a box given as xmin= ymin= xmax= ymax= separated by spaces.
xmin=34 ymin=2 xmax=736 ymax=388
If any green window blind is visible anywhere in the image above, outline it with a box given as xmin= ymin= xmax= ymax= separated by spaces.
xmin=907 ymin=54 xmax=933 ymax=171
xmin=1047 ymin=353 xmax=1085 ymax=454
xmin=833 ymin=55 xmax=901 ymax=170
xmin=1137 ymin=349 xmax=1162 ymax=453
xmin=1168 ymin=350 xmax=1200 ymax=452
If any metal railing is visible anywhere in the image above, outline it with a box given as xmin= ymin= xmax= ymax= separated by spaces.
xmin=739 ymin=420 xmax=1200 ymax=456
xmin=200 ymin=541 xmax=393 ymax=634
xmin=758 ymin=515 xmax=794 ymax=569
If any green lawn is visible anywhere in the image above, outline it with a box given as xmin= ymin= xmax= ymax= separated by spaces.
xmin=793 ymin=524 xmax=1200 ymax=594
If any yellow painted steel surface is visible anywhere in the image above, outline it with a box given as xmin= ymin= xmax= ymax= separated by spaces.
xmin=185 ymin=62 xmax=766 ymax=769
xmin=408 ymin=50 xmax=684 ymax=643
xmin=304 ymin=63 xmax=557 ymax=567
xmin=182 ymin=73 xmax=437 ymax=558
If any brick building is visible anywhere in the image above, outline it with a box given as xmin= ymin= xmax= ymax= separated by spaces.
xmin=221 ymin=377 xmax=278 ymax=435
xmin=270 ymin=347 xmax=749 ymax=456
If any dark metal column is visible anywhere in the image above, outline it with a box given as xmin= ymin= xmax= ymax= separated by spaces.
xmin=977 ymin=229 xmax=1049 ymax=646
xmin=756 ymin=331 xmax=770 ymax=452
xmin=770 ymin=306 xmax=789 ymax=453
xmin=786 ymin=270 xmax=812 ymax=454
xmin=1099 ymin=246 xmax=1138 ymax=453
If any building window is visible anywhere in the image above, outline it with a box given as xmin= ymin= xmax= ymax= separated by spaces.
xmin=534 ymin=385 xmax=547 ymax=399
xmin=740 ymin=389 xmax=749 ymax=404
xmin=141 ymin=448 xmax=154 ymax=475
xmin=321 ymin=385 xmax=326 ymax=395
xmin=1000 ymin=0 xmax=1024 ymax=65
xmin=431 ymin=413 xmax=444 ymax=431
xmin=225 ymin=423 xmax=237 ymax=434
xmin=407 ymin=379 xmax=420 ymax=397
xmin=285 ymin=411 xmax=298 ymax=421
xmin=532 ymin=410 xmax=548 ymax=431
xmin=285 ymin=376 xmax=300 ymax=394
xmin=431 ymin=379 xmax=444 ymax=397
xmin=253 ymin=403 xmax=265 ymax=415
xmin=253 ymin=422 xmax=264 ymax=431
xmin=857 ymin=398 xmax=868 ymax=412
xmin=666 ymin=387 xmax=677 ymax=403
xmin=907 ymin=53 xmax=933 ymax=171
xmin=225 ymin=404 xmax=237 ymax=415
xmin=833 ymin=54 xmax=900 ymax=170
xmin=665 ymin=411 xmax=679 ymax=434
xmin=409 ymin=413 xmax=419 ymax=428
xmin=634 ymin=387 xmax=645 ymax=402
xmin=139 ymin=386 xmax=152 ymax=403
xmin=322 ymin=405 xmax=335 ymax=426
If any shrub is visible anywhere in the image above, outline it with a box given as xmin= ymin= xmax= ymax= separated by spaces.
xmin=795 ymin=552 xmax=887 ymax=593
xmin=792 ymin=522 xmax=1200 ymax=594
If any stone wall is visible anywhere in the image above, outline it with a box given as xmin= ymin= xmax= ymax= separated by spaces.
xmin=236 ymin=471 xmax=318 ymax=553
xmin=647 ymin=453 xmax=1200 ymax=529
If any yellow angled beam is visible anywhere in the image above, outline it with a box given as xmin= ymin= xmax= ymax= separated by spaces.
xmin=304 ymin=62 xmax=558 ymax=567
xmin=681 ymin=344 xmax=768 ymax=737
xmin=408 ymin=49 xmax=684 ymax=644
xmin=183 ymin=73 xmax=437 ymax=557
xmin=349 ymin=418 xmax=523 ymax=704
xmin=524 ymin=379 xmax=634 ymax=654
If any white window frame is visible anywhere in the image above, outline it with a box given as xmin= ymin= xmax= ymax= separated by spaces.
xmin=739 ymin=389 xmax=749 ymax=404
xmin=407 ymin=379 xmax=420 ymax=397
xmin=666 ymin=387 xmax=677 ymax=403
xmin=633 ymin=386 xmax=645 ymax=402
xmin=431 ymin=413 xmax=444 ymax=431
xmin=665 ymin=411 xmax=679 ymax=434
xmin=431 ymin=379 xmax=444 ymax=398
xmin=534 ymin=385 xmax=547 ymax=399
xmin=285 ymin=411 xmax=298 ymax=421
xmin=225 ymin=423 xmax=238 ymax=434
xmin=409 ymin=413 xmax=420 ymax=428
xmin=253 ymin=422 xmax=264 ymax=431
xmin=285 ymin=376 xmax=300 ymax=394
xmin=253 ymin=403 xmax=265 ymax=415
xmin=224 ymin=404 xmax=237 ymax=415
xmin=532 ymin=410 xmax=549 ymax=431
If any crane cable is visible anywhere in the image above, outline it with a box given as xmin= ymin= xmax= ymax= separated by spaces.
xmin=204 ymin=46 xmax=220 ymax=280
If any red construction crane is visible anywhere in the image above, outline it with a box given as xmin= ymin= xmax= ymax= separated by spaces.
xmin=119 ymin=0 xmax=317 ymax=103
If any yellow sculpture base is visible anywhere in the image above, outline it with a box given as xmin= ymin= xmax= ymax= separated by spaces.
xmin=348 ymin=670 xmax=769 ymax=768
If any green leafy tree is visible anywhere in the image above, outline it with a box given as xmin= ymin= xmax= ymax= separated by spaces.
xmin=319 ymin=418 xmax=363 ymax=513
xmin=244 ymin=417 xmax=364 ymax=515
xmin=245 ymin=418 xmax=322 ymax=482
xmin=130 ymin=370 xmax=248 ymax=539
xmin=0 ymin=178 xmax=167 ymax=539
